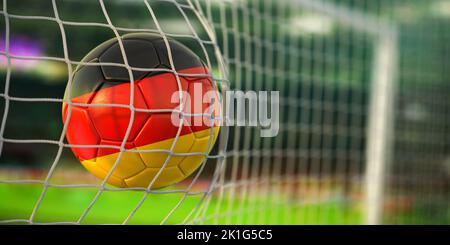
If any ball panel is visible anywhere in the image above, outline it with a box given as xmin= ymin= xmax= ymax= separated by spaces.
xmin=136 ymin=128 xmax=195 ymax=168
xmin=81 ymin=159 xmax=127 ymax=187
xmin=178 ymin=157 xmax=202 ymax=178
xmin=178 ymin=127 xmax=220 ymax=177
xmin=178 ymin=66 xmax=209 ymax=79
xmin=99 ymin=39 xmax=160 ymax=81
xmin=80 ymin=38 xmax=118 ymax=63
xmin=192 ymin=127 xmax=216 ymax=139
xmin=63 ymin=106 xmax=100 ymax=161
xmin=96 ymin=140 xmax=146 ymax=179
xmin=124 ymin=166 xmax=185 ymax=189
xmin=137 ymin=72 xmax=189 ymax=110
xmin=152 ymin=39 xmax=205 ymax=71
xmin=64 ymin=61 xmax=104 ymax=102
xmin=185 ymin=76 xmax=221 ymax=134
xmin=133 ymin=114 xmax=192 ymax=150
xmin=88 ymin=82 xmax=149 ymax=142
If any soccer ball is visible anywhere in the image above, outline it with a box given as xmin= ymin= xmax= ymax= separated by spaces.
xmin=62 ymin=33 xmax=220 ymax=189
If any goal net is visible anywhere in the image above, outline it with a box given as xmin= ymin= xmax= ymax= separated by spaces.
xmin=0 ymin=0 xmax=449 ymax=225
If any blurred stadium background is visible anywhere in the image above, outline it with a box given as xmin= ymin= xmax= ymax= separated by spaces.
xmin=0 ymin=0 xmax=449 ymax=224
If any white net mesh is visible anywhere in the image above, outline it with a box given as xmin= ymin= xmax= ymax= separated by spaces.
xmin=0 ymin=0 xmax=449 ymax=225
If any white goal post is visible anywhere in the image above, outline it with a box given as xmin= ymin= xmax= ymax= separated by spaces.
xmin=295 ymin=0 xmax=399 ymax=226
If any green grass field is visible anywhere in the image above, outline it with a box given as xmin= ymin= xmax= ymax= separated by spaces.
xmin=0 ymin=184 xmax=363 ymax=224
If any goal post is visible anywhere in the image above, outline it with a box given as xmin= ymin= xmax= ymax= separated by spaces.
xmin=294 ymin=0 xmax=399 ymax=225
xmin=365 ymin=30 xmax=398 ymax=225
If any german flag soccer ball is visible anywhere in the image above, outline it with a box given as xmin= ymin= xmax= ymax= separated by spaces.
xmin=62 ymin=33 xmax=220 ymax=189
